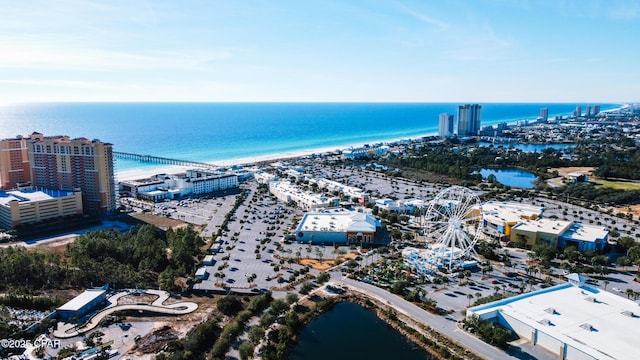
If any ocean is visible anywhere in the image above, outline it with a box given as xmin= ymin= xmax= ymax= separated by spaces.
xmin=0 ymin=102 xmax=620 ymax=174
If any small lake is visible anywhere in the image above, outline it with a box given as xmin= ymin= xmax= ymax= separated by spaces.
xmin=478 ymin=168 xmax=538 ymax=188
xmin=478 ymin=142 xmax=575 ymax=153
xmin=289 ymin=302 xmax=432 ymax=360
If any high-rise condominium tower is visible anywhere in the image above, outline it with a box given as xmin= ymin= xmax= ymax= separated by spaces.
xmin=457 ymin=104 xmax=482 ymax=136
xmin=0 ymin=132 xmax=116 ymax=214
xmin=540 ymin=108 xmax=549 ymax=122
xmin=0 ymin=136 xmax=31 ymax=190
xmin=438 ymin=113 xmax=454 ymax=138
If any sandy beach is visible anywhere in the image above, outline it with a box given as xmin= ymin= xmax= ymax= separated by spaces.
xmin=115 ymin=141 xmax=366 ymax=180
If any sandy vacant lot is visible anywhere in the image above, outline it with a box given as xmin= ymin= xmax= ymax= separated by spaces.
xmin=549 ymin=167 xmax=594 ymax=176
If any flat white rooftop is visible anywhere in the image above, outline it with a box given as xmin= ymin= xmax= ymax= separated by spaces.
xmin=480 ymin=201 xmax=544 ymax=224
xmin=512 ymin=218 xmax=572 ymax=235
xmin=0 ymin=189 xmax=75 ymax=206
xmin=298 ymin=209 xmax=376 ymax=233
xmin=469 ymin=283 xmax=640 ymax=360
xmin=562 ymin=222 xmax=608 ymax=243
xmin=57 ymin=288 xmax=106 ymax=312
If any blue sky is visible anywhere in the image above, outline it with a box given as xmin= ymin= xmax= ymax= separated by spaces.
xmin=1 ymin=0 xmax=639 ymax=102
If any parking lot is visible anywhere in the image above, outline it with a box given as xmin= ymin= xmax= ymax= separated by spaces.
xmin=116 ymin=160 xmax=640 ymax=322
xmin=193 ymin=182 xmax=334 ymax=293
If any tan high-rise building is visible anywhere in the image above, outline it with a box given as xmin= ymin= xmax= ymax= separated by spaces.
xmin=1 ymin=132 xmax=115 ymax=214
xmin=0 ymin=136 xmax=31 ymax=190
xmin=27 ymin=133 xmax=115 ymax=214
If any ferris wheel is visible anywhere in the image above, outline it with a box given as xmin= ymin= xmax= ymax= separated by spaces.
xmin=425 ymin=186 xmax=484 ymax=271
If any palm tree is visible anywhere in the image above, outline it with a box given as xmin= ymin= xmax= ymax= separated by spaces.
xmin=626 ymin=288 xmax=634 ymax=299
xmin=603 ymin=279 xmax=609 ymax=290
xmin=467 ymin=293 xmax=474 ymax=307
xmin=464 ymin=270 xmax=472 ymax=282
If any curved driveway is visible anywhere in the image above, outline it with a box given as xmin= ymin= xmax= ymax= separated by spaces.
xmin=53 ymin=290 xmax=197 ymax=339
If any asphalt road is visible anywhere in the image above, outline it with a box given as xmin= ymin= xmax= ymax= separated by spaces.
xmin=337 ymin=276 xmax=555 ymax=360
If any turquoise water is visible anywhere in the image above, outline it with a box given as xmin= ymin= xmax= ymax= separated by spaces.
xmin=479 ymin=168 xmax=538 ymax=188
xmin=0 ymin=102 xmax=619 ymax=172
xmin=289 ymin=302 xmax=432 ymax=360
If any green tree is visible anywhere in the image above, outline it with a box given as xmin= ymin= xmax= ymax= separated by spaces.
xmin=269 ymin=299 xmax=289 ymax=317
xmin=238 ymin=341 xmax=255 ymax=360
xmin=217 ymin=295 xmax=243 ymax=316
xmin=285 ymin=293 xmax=299 ymax=305
xmin=390 ymin=280 xmax=409 ymax=295
xmin=316 ymin=272 xmax=330 ymax=283
xmin=248 ymin=326 xmax=265 ymax=344
xmin=300 ymin=282 xmax=315 ymax=295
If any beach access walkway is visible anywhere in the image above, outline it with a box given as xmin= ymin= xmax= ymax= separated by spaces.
xmin=53 ymin=289 xmax=198 ymax=339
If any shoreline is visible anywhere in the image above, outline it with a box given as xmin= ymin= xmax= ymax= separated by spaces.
xmin=115 ymin=103 xmax=626 ymax=181
xmin=285 ymin=287 xmax=482 ymax=360
xmin=115 ymin=134 xmax=433 ymax=181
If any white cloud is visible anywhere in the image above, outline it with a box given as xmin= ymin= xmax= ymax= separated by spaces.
xmin=397 ymin=4 xmax=450 ymax=32
xmin=0 ymin=40 xmax=232 ymax=72
xmin=0 ymin=79 xmax=135 ymax=90
xmin=608 ymin=3 xmax=640 ymax=20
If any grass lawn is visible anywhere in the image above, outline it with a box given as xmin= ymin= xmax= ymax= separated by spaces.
xmin=591 ymin=178 xmax=640 ymax=190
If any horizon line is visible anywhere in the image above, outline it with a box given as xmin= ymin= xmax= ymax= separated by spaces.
xmin=1 ymin=100 xmax=632 ymax=105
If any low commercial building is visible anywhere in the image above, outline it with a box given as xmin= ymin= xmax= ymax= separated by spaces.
xmin=375 ymin=198 xmax=425 ymax=214
xmin=467 ymin=275 xmax=639 ymax=360
xmin=56 ymin=288 xmax=107 ymax=321
xmin=566 ymin=172 xmax=588 ymax=183
xmin=119 ymin=169 xmax=238 ymax=202
xmin=0 ymin=188 xmax=83 ymax=229
xmin=295 ymin=208 xmax=386 ymax=245
xmin=477 ymin=201 xmax=544 ymax=238
xmin=510 ymin=218 xmax=572 ymax=249
xmin=558 ymin=222 xmax=609 ymax=252
xmin=310 ymin=178 xmax=365 ymax=199
xmin=269 ymin=180 xmax=334 ymax=210
xmin=254 ymin=171 xmax=277 ymax=185
xmin=510 ymin=218 xmax=608 ymax=251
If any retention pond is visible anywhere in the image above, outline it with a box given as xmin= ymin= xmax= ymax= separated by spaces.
xmin=289 ymin=302 xmax=433 ymax=360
